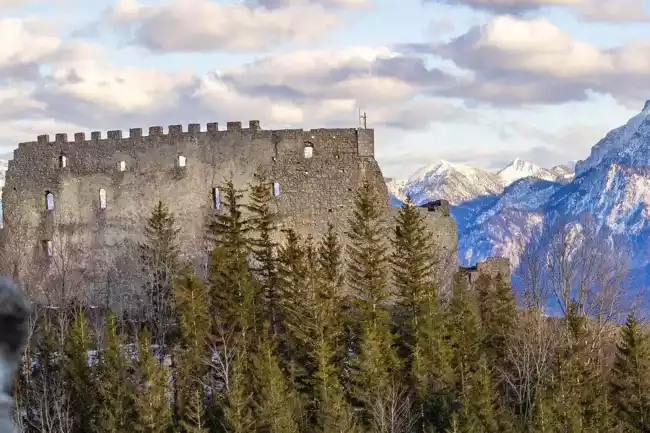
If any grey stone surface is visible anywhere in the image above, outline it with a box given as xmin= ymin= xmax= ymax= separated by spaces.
xmin=458 ymin=257 xmax=511 ymax=288
xmin=0 ymin=121 xmax=460 ymax=294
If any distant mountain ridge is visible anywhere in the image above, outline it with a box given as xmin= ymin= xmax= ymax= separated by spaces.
xmin=386 ymin=99 xmax=650 ymax=279
xmin=387 ymin=157 xmax=574 ymax=208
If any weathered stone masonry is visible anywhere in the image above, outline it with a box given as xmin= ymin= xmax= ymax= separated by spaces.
xmin=0 ymin=120 xmax=505 ymax=296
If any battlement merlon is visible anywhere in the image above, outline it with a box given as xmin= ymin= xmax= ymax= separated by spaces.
xmin=14 ymin=121 xmax=376 ymax=158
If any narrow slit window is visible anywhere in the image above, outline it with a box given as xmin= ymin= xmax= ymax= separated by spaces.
xmin=45 ymin=240 xmax=53 ymax=257
xmin=178 ymin=155 xmax=186 ymax=167
xmin=304 ymin=144 xmax=313 ymax=159
xmin=118 ymin=161 xmax=126 ymax=172
xmin=273 ymin=182 xmax=280 ymax=197
xmin=45 ymin=191 xmax=54 ymax=211
xmin=212 ymin=187 xmax=220 ymax=210
xmin=59 ymin=154 xmax=67 ymax=168
xmin=99 ymin=188 xmax=107 ymax=209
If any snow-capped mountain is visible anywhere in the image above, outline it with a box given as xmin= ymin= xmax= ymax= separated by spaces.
xmin=497 ymin=158 xmax=560 ymax=185
xmin=389 ymin=157 xmax=573 ymax=208
xmin=574 ymin=100 xmax=650 ymax=176
xmin=393 ymin=160 xmax=505 ymax=205
xmin=386 ymin=158 xmax=575 ymax=267
xmin=399 ymin=99 xmax=650 ymax=276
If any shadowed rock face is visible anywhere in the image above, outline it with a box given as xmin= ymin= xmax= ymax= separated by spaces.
xmin=0 ymin=277 xmax=29 ymax=433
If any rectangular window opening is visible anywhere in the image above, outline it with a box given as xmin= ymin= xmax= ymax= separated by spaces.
xmin=45 ymin=192 xmax=54 ymax=211
xmin=273 ymin=182 xmax=280 ymax=197
xmin=212 ymin=187 xmax=220 ymax=210
xmin=119 ymin=161 xmax=126 ymax=172
xmin=99 ymin=188 xmax=107 ymax=209
xmin=44 ymin=240 xmax=53 ymax=257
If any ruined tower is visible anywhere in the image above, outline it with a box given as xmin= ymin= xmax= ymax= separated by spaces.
xmin=1 ymin=121 xmax=458 ymax=297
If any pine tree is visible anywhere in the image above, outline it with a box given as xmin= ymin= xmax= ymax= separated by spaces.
xmin=246 ymin=171 xmax=281 ymax=335
xmin=611 ymin=312 xmax=650 ymax=432
xmin=222 ymin=353 xmax=256 ymax=433
xmin=254 ymin=332 xmax=301 ymax=433
xmin=95 ymin=311 xmax=135 ymax=433
xmin=207 ymin=177 xmax=263 ymax=428
xmin=139 ymin=200 xmax=181 ymax=348
xmin=207 ymin=177 xmax=261 ymax=350
xmin=311 ymin=224 xmax=360 ymax=433
xmin=346 ymin=181 xmax=390 ymax=327
xmin=276 ymin=229 xmax=315 ymax=394
xmin=391 ymin=197 xmax=454 ymax=432
xmin=391 ymin=196 xmax=435 ymax=365
xmin=345 ymin=181 xmax=397 ymax=427
xmin=477 ymin=272 xmax=516 ymax=364
xmin=448 ymin=272 xmax=493 ymax=432
xmin=546 ymin=302 xmax=596 ymax=433
xmin=132 ymin=328 xmax=172 ymax=433
xmin=207 ymin=176 xmax=250 ymax=255
xmin=64 ymin=308 xmax=98 ymax=433
xmin=179 ymin=389 xmax=210 ymax=433
xmin=172 ymin=268 xmax=211 ymax=431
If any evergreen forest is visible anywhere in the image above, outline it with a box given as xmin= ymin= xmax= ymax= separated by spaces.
xmin=11 ymin=174 xmax=650 ymax=433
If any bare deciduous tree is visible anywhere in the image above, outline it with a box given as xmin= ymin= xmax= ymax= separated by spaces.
xmin=368 ymin=382 xmax=419 ymax=433
xmin=500 ymin=309 xmax=560 ymax=428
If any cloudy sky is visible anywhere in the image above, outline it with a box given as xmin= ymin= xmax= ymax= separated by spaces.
xmin=1 ymin=0 xmax=649 ymax=178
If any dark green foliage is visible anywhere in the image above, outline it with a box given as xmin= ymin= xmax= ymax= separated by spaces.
xmin=15 ymin=181 xmax=650 ymax=433
xmin=246 ymin=171 xmax=281 ymax=335
xmin=346 ymin=181 xmax=390 ymax=327
xmin=173 ymin=268 xmax=212 ymax=430
xmin=139 ymin=200 xmax=181 ymax=347
xmin=96 ymin=311 xmax=136 ymax=433
xmin=207 ymin=177 xmax=250 ymax=255
xmin=64 ymin=309 xmax=98 ymax=433
xmin=392 ymin=197 xmax=455 ymax=431
xmin=132 ymin=329 xmax=173 ymax=433
xmin=611 ymin=313 xmax=650 ymax=432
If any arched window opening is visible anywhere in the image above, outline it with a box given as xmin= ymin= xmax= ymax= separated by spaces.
xmin=59 ymin=154 xmax=67 ymax=168
xmin=178 ymin=155 xmax=186 ymax=167
xmin=99 ymin=188 xmax=107 ymax=209
xmin=45 ymin=240 xmax=53 ymax=257
xmin=118 ymin=161 xmax=126 ymax=172
xmin=304 ymin=142 xmax=313 ymax=159
xmin=273 ymin=182 xmax=280 ymax=197
xmin=45 ymin=191 xmax=54 ymax=211
xmin=212 ymin=187 xmax=220 ymax=210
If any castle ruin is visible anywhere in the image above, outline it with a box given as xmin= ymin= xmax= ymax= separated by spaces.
xmin=0 ymin=120 xmax=505 ymax=302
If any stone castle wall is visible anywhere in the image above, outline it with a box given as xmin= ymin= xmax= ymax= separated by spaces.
xmin=0 ymin=120 xmax=461 ymax=297
xmin=458 ymin=257 xmax=512 ymax=289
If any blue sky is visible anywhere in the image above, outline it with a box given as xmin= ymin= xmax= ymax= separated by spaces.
xmin=1 ymin=0 xmax=649 ymax=178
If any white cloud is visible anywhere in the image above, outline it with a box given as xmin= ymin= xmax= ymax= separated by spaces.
xmin=0 ymin=0 xmax=38 ymax=10
xmin=470 ymin=15 xmax=650 ymax=77
xmin=0 ymin=37 xmax=469 ymax=146
xmin=0 ymin=18 xmax=60 ymax=69
xmin=406 ymin=15 xmax=650 ymax=106
xmin=0 ymin=85 xmax=44 ymax=119
xmin=1 ymin=0 xmax=649 ymax=177
xmin=104 ymin=0 xmax=343 ymax=53
xmin=248 ymin=0 xmax=370 ymax=7
xmin=41 ymin=62 xmax=196 ymax=113
xmin=427 ymin=0 xmax=650 ymax=22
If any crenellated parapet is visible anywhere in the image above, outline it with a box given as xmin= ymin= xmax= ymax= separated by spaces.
xmin=11 ymin=121 xmax=376 ymax=166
